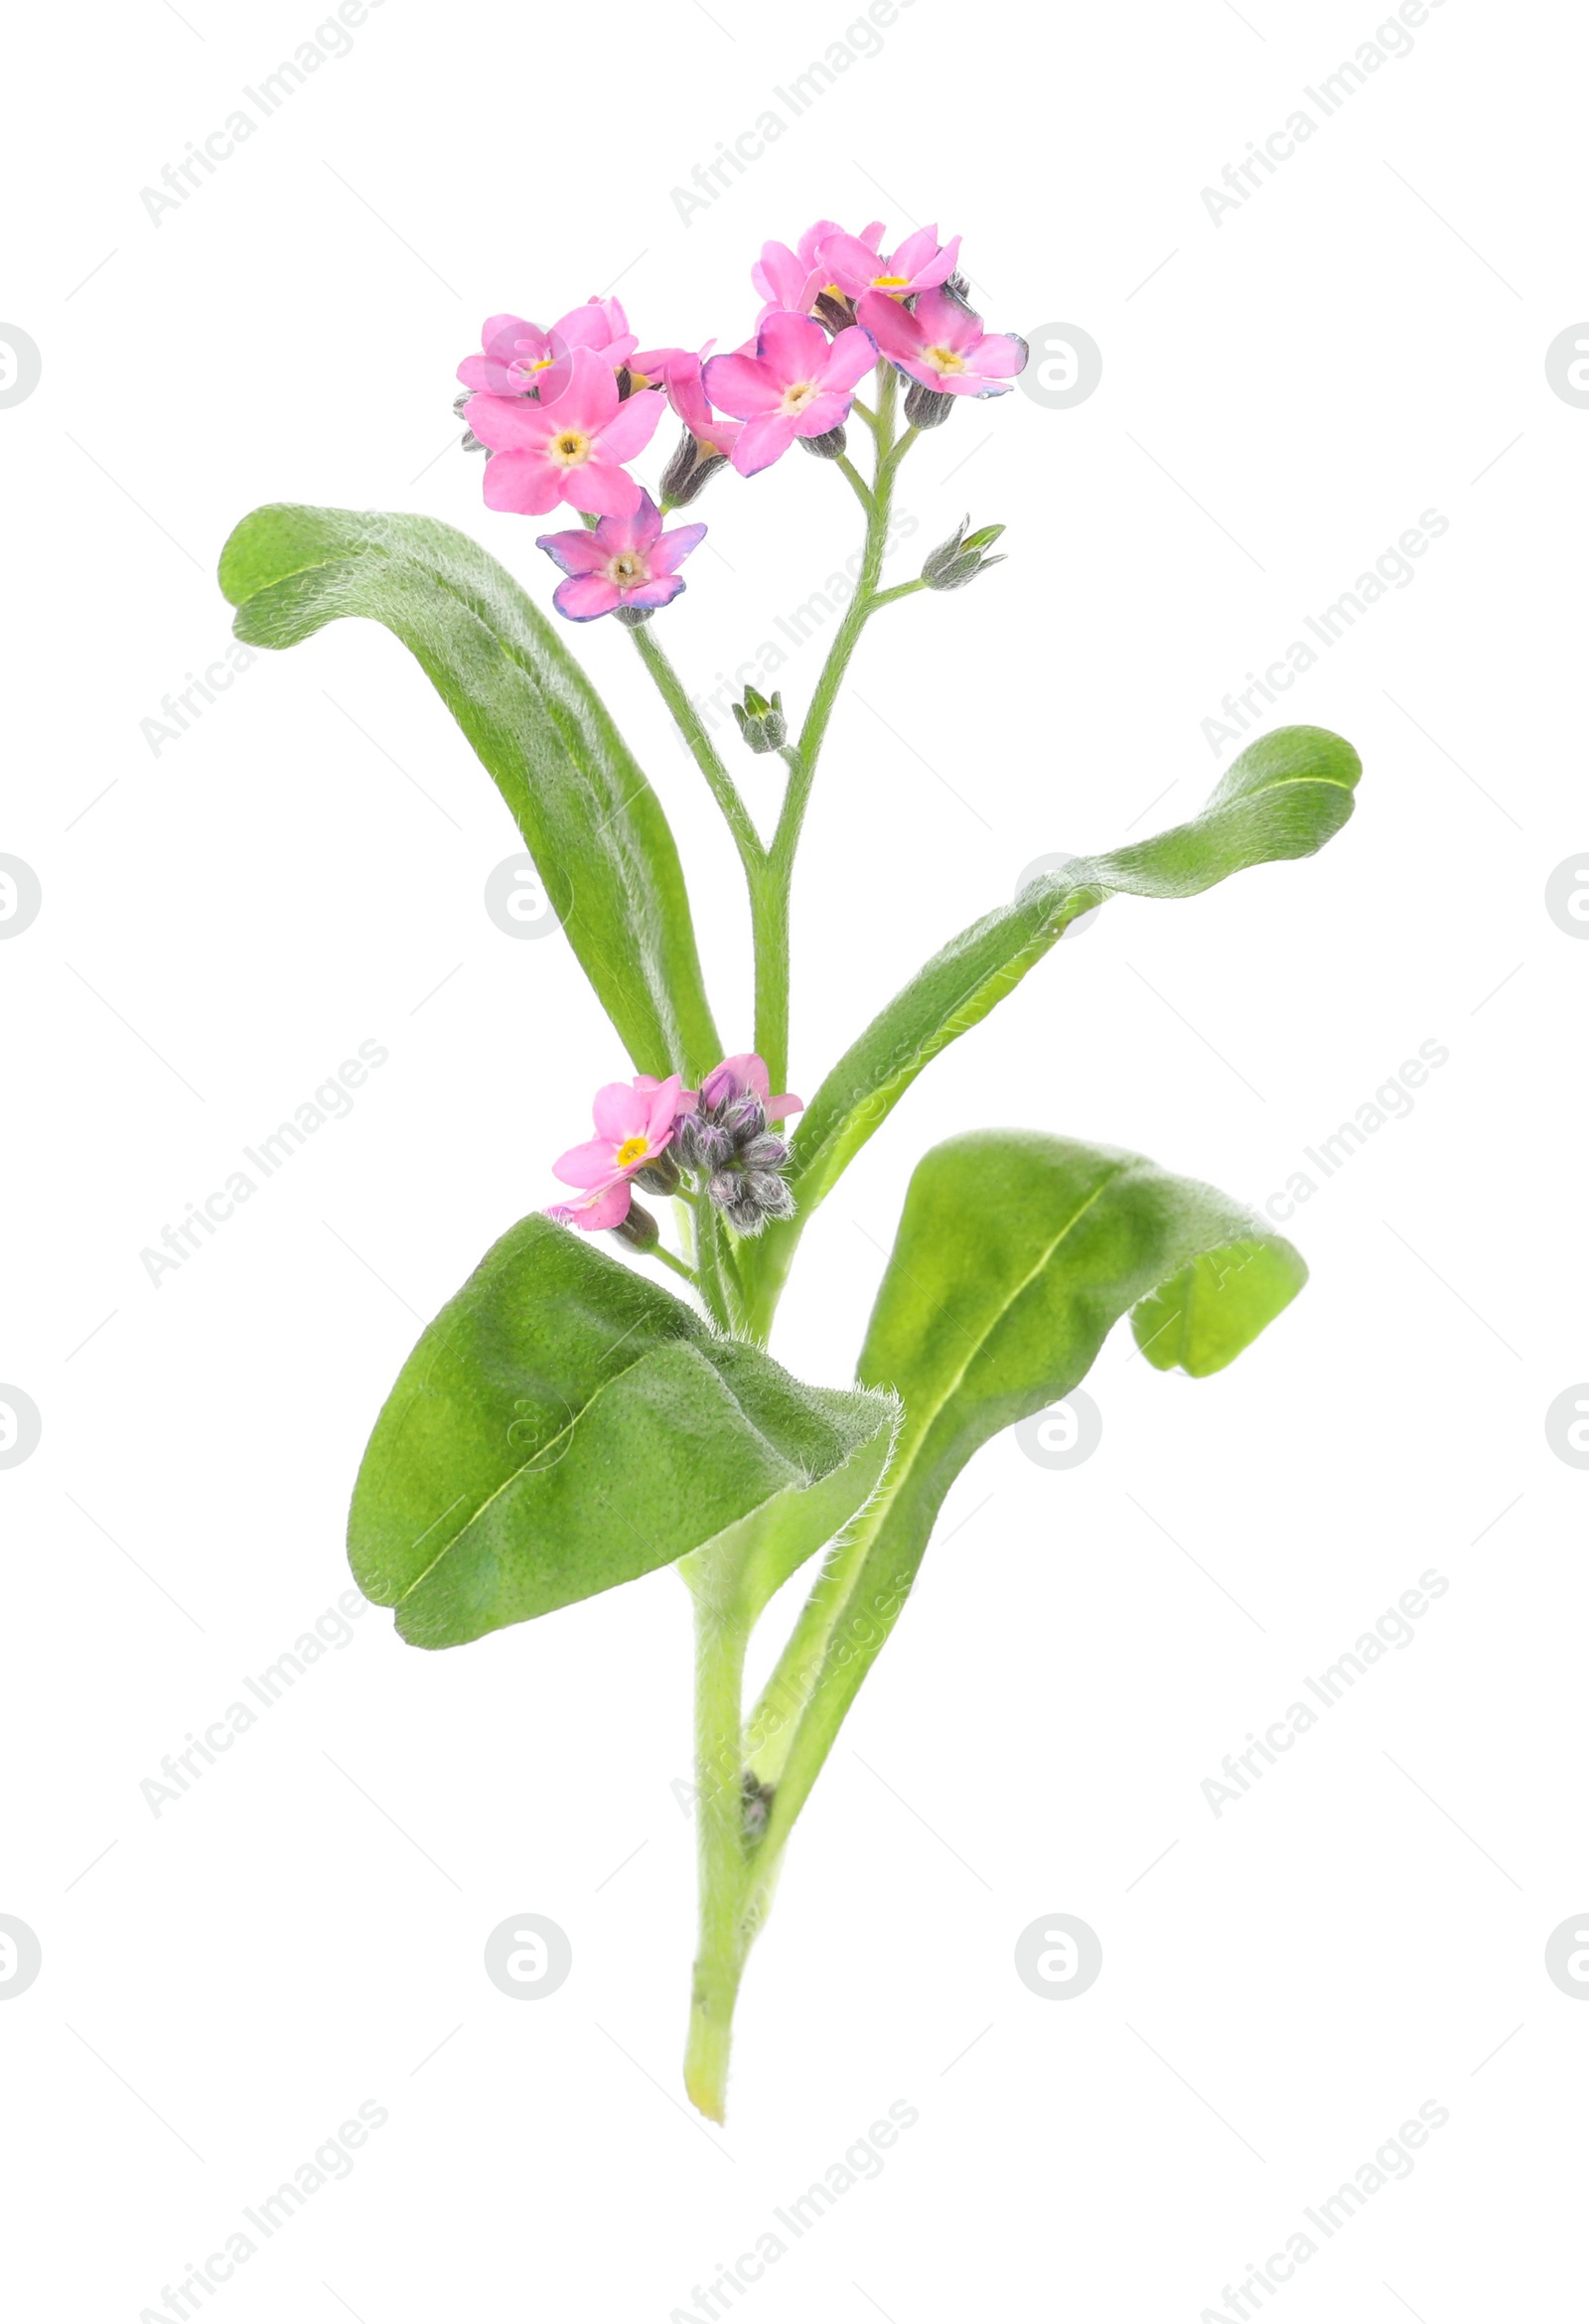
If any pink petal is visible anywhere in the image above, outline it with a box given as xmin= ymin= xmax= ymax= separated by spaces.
xmin=627 ymin=345 xmax=685 ymax=389
xmin=652 ymin=520 xmax=707 ymax=575
xmin=548 ymin=1177 xmax=632 ymax=1232
xmin=589 ymin=499 xmax=649 ymax=558
xmin=535 ymin=525 xmax=608 ymax=577
xmin=729 ymin=411 xmax=797 ymax=476
xmin=752 ymin=241 xmax=805 ymax=307
xmin=817 ymin=232 xmax=884 ymax=295
xmin=554 ymin=303 xmax=633 ymax=363
xmin=855 ymin=291 xmax=922 ymax=363
xmin=755 ymin=309 xmax=828 ymax=383
xmin=888 ymin=225 xmax=942 ymax=280
xmin=465 ymin=392 xmax=556 ymax=452
xmin=702 ymin=350 xmax=784 ymax=419
xmin=482 ymin=451 xmax=565 ymax=516
xmin=592 ymin=1083 xmax=648 ymax=1141
xmin=791 ymin=390 xmax=853 ymax=438
xmin=623 ymin=574 xmax=686 ymax=611
xmin=642 ymin=1074 xmax=684 ymax=1143
xmin=968 ymin=331 xmax=1027 ymax=380
xmin=906 ymin=356 xmax=962 ymax=392
xmin=562 ymin=459 xmax=644 ymax=518
xmin=597 ymin=390 xmax=666 ymax=463
xmin=906 ymin=236 xmax=960 ymax=294
xmin=553 ymin=573 xmax=624 ymax=620
xmin=540 ymin=345 xmax=619 ymax=432
xmin=909 ymin=287 xmax=974 ymax=350
xmin=553 ymin=1137 xmax=623 ymax=1188
xmin=817 ymin=324 xmax=881 ymax=392
xmin=766 ymin=1092 xmax=802 ymax=1121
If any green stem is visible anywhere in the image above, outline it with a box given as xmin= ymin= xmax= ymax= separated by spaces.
xmin=831 ymin=452 xmax=874 ymax=512
xmin=626 ymin=623 xmax=765 ymax=879
xmin=691 ymin=1204 xmax=737 ymax=1333
xmin=681 ymin=1567 xmax=756 ymax=2123
xmin=646 ymin=1242 xmax=698 ymax=1289
xmin=737 ymin=368 xmax=931 ymax=1338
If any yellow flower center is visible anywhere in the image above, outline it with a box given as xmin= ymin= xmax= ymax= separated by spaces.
xmin=871 ymin=274 xmax=912 ymax=295
xmin=780 ymin=380 xmax=819 ymax=415
xmin=606 ymin=552 xmax=648 ymax=587
xmin=550 ymin=429 xmax=591 ymax=467
xmin=615 ymin=1135 xmax=650 ymax=1169
xmin=925 ymin=346 xmax=965 ymax=372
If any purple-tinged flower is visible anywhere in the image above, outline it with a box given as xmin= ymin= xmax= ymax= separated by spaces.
xmin=535 ymin=493 xmax=706 ymax=622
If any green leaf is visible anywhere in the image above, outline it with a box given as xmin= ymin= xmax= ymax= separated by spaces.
xmin=766 ymin=725 xmax=1360 ymax=1254
xmin=745 ymin=1129 xmax=1303 ymax=1824
xmin=857 ymin=1127 xmax=1305 ymax=1543
xmin=1131 ymin=1239 xmax=1308 ymax=1377
xmin=348 ymin=1214 xmax=894 ymax=1649
xmin=218 ymin=504 xmax=721 ymax=1083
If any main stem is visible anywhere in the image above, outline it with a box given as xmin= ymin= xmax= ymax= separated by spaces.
xmin=674 ymin=370 xmax=935 ymax=2113
xmin=682 ymin=1575 xmax=756 ymax=2122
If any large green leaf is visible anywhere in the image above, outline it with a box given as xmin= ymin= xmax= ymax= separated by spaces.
xmin=218 ymin=504 xmax=721 ymax=1083
xmin=349 ymin=1214 xmax=894 ymax=1649
xmin=747 ymin=726 xmax=1358 ymax=1316
xmin=746 ymin=1130 xmax=1303 ymax=1813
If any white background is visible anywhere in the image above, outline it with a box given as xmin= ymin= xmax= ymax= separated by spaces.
xmin=3 ymin=1 xmax=1585 ymax=2316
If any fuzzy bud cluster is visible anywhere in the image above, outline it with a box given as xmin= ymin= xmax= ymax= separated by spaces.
xmin=673 ymin=1086 xmax=796 ymax=1237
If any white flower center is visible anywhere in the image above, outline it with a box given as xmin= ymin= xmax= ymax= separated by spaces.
xmin=549 ymin=428 xmax=591 ymax=468
xmin=780 ymin=380 xmax=820 ymax=416
xmin=605 ymin=551 xmax=649 ymax=588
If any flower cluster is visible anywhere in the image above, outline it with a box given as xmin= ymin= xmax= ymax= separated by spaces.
xmin=547 ymin=1054 xmax=801 ymax=1241
xmin=453 ymin=221 xmax=1027 ymax=623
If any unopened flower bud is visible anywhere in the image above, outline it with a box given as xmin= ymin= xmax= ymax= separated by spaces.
xmin=634 ymin=1150 xmax=681 ymax=1196
xmin=731 ymin=686 xmax=787 ymax=756
xmin=611 ymin=1199 xmax=658 ymax=1250
xmin=660 ymin=427 xmax=730 ymax=508
xmin=453 ymin=390 xmax=488 ymax=456
xmin=904 ymin=378 xmax=955 ymax=430
xmin=922 ymin=515 xmax=1007 ymax=592
xmin=798 ymin=424 xmax=848 ymax=461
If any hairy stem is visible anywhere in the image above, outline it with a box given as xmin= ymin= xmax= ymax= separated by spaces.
xmin=681 ymin=1556 xmax=762 ymax=2123
xmin=626 ymin=622 xmax=765 ymax=878
xmin=645 ymin=1242 xmax=698 ymax=1289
